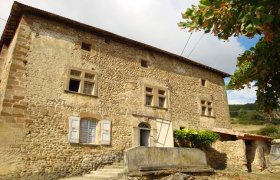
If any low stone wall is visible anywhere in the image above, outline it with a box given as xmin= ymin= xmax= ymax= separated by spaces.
xmin=124 ymin=147 xmax=211 ymax=175
xmin=205 ymin=140 xmax=247 ymax=171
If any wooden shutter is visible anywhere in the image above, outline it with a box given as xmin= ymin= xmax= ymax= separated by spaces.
xmin=100 ymin=120 xmax=111 ymax=145
xmin=68 ymin=116 xmax=80 ymax=143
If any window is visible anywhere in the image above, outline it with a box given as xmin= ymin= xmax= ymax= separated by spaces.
xmin=141 ymin=59 xmax=148 ymax=68
xmin=68 ymin=117 xmax=111 ymax=145
xmin=81 ymin=42 xmax=91 ymax=51
xmin=201 ymin=79 xmax=206 ymax=86
xmin=80 ymin=119 xmax=97 ymax=144
xmin=145 ymin=86 xmax=167 ymax=108
xmin=66 ymin=68 xmax=97 ymax=96
xmin=201 ymin=100 xmax=213 ymax=116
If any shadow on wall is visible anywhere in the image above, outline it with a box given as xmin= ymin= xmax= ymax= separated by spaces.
xmin=204 ymin=147 xmax=228 ymax=170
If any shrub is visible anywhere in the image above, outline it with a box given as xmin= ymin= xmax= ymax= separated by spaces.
xmin=174 ymin=129 xmax=220 ymax=148
xmin=258 ymin=125 xmax=280 ymax=138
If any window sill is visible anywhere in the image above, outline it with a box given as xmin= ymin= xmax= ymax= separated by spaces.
xmin=200 ymin=115 xmax=216 ymax=118
xmin=64 ymin=90 xmax=98 ymax=98
xmin=145 ymin=105 xmax=168 ymax=110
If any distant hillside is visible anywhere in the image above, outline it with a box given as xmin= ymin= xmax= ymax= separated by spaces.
xmin=229 ymin=103 xmax=256 ymax=111
xmin=229 ymin=103 xmax=279 ymax=125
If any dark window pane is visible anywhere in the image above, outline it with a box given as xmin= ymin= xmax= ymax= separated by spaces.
xmin=81 ymin=42 xmax=91 ymax=51
xmin=145 ymin=95 xmax=153 ymax=106
xmin=201 ymin=106 xmax=206 ymax=115
xmin=158 ymin=90 xmax=165 ymax=95
xmin=69 ymin=79 xmax=80 ymax=92
xmin=159 ymin=97 xmax=165 ymax=108
xmin=201 ymin=79 xmax=206 ymax=86
xmin=208 ymin=108 xmax=212 ymax=116
xmin=201 ymin=100 xmax=206 ymax=105
xmin=146 ymin=87 xmax=153 ymax=92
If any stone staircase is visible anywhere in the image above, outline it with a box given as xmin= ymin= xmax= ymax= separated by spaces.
xmin=83 ymin=161 xmax=125 ymax=180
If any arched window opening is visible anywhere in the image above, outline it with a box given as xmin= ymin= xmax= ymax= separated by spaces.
xmin=138 ymin=122 xmax=150 ymax=147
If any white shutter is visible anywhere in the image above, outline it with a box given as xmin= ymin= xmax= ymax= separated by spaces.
xmin=68 ymin=116 xmax=80 ymax=143
xmin=100 ymin=120 xmax=111 ymax=145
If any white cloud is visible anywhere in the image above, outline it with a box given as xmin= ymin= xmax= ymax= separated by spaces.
xmin=227 ymin=87 xmax=257 ymax=105
xmin=0 ymin=0 xmax=256 ymax=103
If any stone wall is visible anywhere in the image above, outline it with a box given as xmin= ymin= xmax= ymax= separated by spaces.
xmin=248 ymin=141 xmax=269 ymax=172
xmin=206 ymin=140 xmax=247 ymax=171
xmin=0 ymin=13 xmax=231 ymax=179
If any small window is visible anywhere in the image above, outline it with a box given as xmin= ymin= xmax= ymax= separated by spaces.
xmin=180 ymin=126 xmax=186 ymax=130
xmin=145 ymin=86 xmax=167 ymax=108
xmin=201 ymin=79 xmax=206 ymax=86
xmin=66 ymin=68 xmax=97 ymax=96
xmin=81 ymin=42 xmax=91 ymax=51
xmin=201 ymin=100 xmax=213 ymax=117
xmin=141 ymin=59 xmax=148 ymax=68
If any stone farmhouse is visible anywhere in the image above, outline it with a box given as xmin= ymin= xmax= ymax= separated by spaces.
xmin=0 ymin=2 xmax=232 ymax=179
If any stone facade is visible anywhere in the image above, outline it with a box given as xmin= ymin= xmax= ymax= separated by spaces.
xmin=0 ymin=3 xmax=231 ymax=179
xmin=206 ymin=140 xmax=270 ymax=172
xmin=206 ymin=140 xmax=247 ymax=171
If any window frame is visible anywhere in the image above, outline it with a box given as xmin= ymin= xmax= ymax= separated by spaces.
xmin=144 ymin=85 xmax=168 ymax=109
xmin=65 ymin=67 xmax=98 ymax=97
xmin=200 ymin=100 xmax=214 ymax=117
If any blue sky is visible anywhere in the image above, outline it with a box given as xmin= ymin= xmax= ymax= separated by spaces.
xmin=226 ymin=36 xmax=261 ymax=105
xmin=0 ymin=0 xmax=260 ymax=105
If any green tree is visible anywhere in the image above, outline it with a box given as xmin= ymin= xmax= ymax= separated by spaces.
xmin=179 ymin=0 xmax=280 ymax=113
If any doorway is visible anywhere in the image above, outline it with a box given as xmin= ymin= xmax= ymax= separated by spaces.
xmin=138 ymin=122 xmax=150 ymax=147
